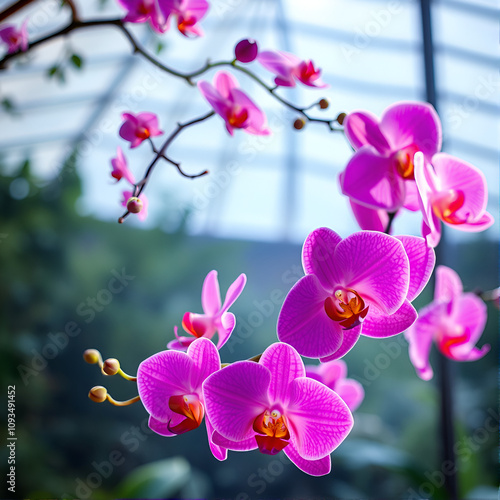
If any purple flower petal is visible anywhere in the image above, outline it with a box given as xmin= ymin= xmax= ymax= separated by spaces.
xmin=395 ymin=235 xmax=435 ymax=302
xmin=341 ymin=146 xmax=405 ymax=211
xmin=335 ymin=231 xmax=409 ymax=315
xmin=335 ymin=379 xmax=365 ymax=412
xmin=344 ymin=111 xmax=391 ymax=154
xmin=450 ymin=293 xmax=487 ymax=351
xmin=380 ymin=101 xmax=442 ymax=159
xmin=221 ymin=273 xmax=247 ymax=314
xmin=349 ymin=199 xmax=390 ymax=232
xmin=205 ymin=416 xmax=228 ymax=461
xmin=361 ymin=300 xmax=417 ymax=338
xmin=302 ymin=227 xmax=342 ymax=291
xmin=149 ymin=414 xmax=183 ymax=437
xmin=201 ymin=270 xmax=222 ymax=316
xmin=214 ymin=71 xmax=239 ymax=100
xmin=283 ymin=438 xmax=331 ymax=476
xmin=434 ymin=265 xmax=463 ymax=302
xmin=212 ymin=430 xmax=258 ymax=452
xmin=216 ymin=312 xmax=235 ymax=349
xmin=319 ymin=328 xmax=361 ymax=362
xmin=187 ymin=338 xmax=220 ymax=389
xmin=277 ymin=274 xmax=343 ymax=359
xmin=259 ymin=343 xmax=305 ymax=405
xmin=317 ymin=359 xmax=347 ymax=386
xmin=137 ymin=350 xmax=193 ymax=420
xmin=203 ymin=361 xmax=269 ymax=442
xmin=287 ymin=377 xmax=353 ymax=460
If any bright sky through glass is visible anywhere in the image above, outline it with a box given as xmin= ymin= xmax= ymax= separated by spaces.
xmin=0 ymin=0 xmax=498 ymax=245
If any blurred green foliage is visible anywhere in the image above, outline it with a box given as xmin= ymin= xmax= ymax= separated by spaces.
xmin=0 ymin=159 xmax=497 ymax=499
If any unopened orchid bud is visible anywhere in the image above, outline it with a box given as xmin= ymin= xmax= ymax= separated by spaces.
xmin=293 ymin=118 xmax=306 ymax=130
xmin=234 ymin=39 xmax=258 ymax=63
xmin=319 ymin=98 xmax=329 ymax=109
xmin=103 ymin=358 xmax=120 ymax=376
xmin=89 ymin=386 xmax=107 ymax=403
xmin=336 ymin=112 xmax=346 ymax=125
xmin=83 ymin=349 xmax=100 ymax=364
xmin=126 ymin=197 xmax=143 ymax=214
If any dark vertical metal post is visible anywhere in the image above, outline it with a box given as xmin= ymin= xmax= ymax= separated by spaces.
xmin=419 ymin=1 xmax=457 ymax=498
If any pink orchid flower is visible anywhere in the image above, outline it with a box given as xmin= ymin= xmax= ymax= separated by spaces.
xmin=0 ymin=20 xmax=29 ymax=54
xmin=110 ymin=147 xmax=135 ymax=185
xmin=159 ymin=0 xmax=209 ymax=37
xmin=414 ymin=152 xmax=494 ymax=248
xmin=117 ymin=0 xmax=167 ymax=33
xmin=198 ymin=71 xmax=271 ymax=136
xmin=406 ymin=266 xmax=490 ymax=381
xmin=257 ymin=50 xmax=327 ymax=88
xmin=121 ymin=190 xmax=148 ymax=221
xmin=137 ymin=337 xmax=227 ymax=460
xmin=348 ymin=199 xmax=395 ymax=233
xmin=168 ymin=270 xmax=246 ymax=351
xmin=202 ymin=342 xmax=353 ymax=475
xmin=119 ymin=112 xmax=163 ymax=149
xmin=306 ymin=359 xmax=364 ymax=412
xmin=277 ymin=227 xmax=435 ymax=361
xmin=340 ymin=101 xmax=442 ymax=212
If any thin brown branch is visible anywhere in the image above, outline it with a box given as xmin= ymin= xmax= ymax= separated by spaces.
xmin=0 ymin=0 xmax=36 ymax=23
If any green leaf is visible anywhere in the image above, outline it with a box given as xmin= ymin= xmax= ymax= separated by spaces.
xmin=70 ymin=54 xmax=83 ymax=69
xmin=1 ymin=98 xmax=14 ymax=112
xmin=114 ymin=457 xmax=191 ymax=499
xmin=47 ymin=65 xmax=59 ymax=78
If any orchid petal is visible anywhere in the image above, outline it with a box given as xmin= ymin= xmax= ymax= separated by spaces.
xmin=149 ymin=414 xmax=183 ymax=437
xmin=344 ymin=111 xmax=391 ymax=154
xmin=187 ymin=337 xmax=220 ymax=390
xmin=216 ymin=312 xmax=236 ymax=349
xmin=342 ymin=147 xmax=405 ymax=211
xmin=434 ymin=265 xmax=463 ymax=302
xmin=302 ymin=227 xmax=343 ymax=291
xmin=349 ymin=199 xmax=390 ymax=232
xmin=451 ymin=212 xmax=494 ymax=232
xmin=287 ymin=377 xmax=353 ymax=460
xmin=380 ymin=101 xmax=442 ymax=158
xmin=450 ymin=293 xmax=487 ymax=350
xmin=319 ymin=328 xmax=361 ymax=362
xmin=259 ymin=343 xmax=305 ymax=405
xmin=335 ymin=379 xmax=365 ymax=412
xmin=214 ymin=71 xmax=239 ymax=100
xmin=137 ymin=350 xmax=193 ymax=420
xmin=277 ymin=274 xmax=343 ymax=359
xmin=211 ymin=430 xmax=258 ymax=452
xmin=201 ymin=270 xmax=222 ymax=315
xmin=202 ymin=361 xmax=269 ymax=442
xmin=283 ymin=439 xmax=331 ymax=476
xmin=395 ymin=235 xmax=435 ymax=302
xmin=317 ymin=359 xmax=347 ymax=387
xmin=336 ymin=231 xmax=409 ymax=315
xmin=221 ymin=273 xmax=247 ymax=314
xmin=205 ymin=416 xmax=228 ymax=461
xmin=361 ymin=300 xmax=417 ymax=338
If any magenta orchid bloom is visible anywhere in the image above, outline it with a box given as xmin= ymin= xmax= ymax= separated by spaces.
xmin=168 ymin=270 xmax=247 ymax=351
xmin=257 ymin=50 xmax=327 ymax=88
xmin=306 ymin=359 xmax=364 ymax=412
xmin=414 ymin=152 xmax=494 ymax=248
xmin=121 ymin=190 xmax=148 ymax=221
xmin=117 ymin=0 xmax=167 ymax=33
xmin=406 ymin=266 xmax=490 ymax=381
xmin=349 ymin=199 xmax=394 ymax=233
xmin=202 ymin=342 xmax=353 ymax=475
xmin=340 ymin=101 xmax=442 ymax=212
xmin=198 ymin=71 xmax=271 ymax=136
xmin=159 ymin=0 xmax=209 ymax=37
xmin=277 ymin=228 xmax=435 ymax=361
xmin=137 ymin=337 xmax=227 ymax=460
xmin=0 ymin=20 xmax=29 ymax=54
xmin=119 ymin=112 xmax=163 ymax=149
xmin=110 ymin=147 xmax=135 ymax=185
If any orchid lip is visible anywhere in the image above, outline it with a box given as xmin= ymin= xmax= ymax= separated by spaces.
xmin=253 ymin=409 xmax=290 ymax=455
xmin=324 ymin=288 xmax=369 ymax=330
xmin=168 ymin=394 xmax=204 ymax=434
xmin=431 ymin=189 xmax=467 ymax=225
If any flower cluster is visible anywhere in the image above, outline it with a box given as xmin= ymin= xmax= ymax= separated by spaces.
xmin=340 ymin=102 xmax=494 ymax=246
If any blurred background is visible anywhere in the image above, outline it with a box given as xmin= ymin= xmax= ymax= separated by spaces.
xmin=0 ymin=0 xmax=498 ymax=498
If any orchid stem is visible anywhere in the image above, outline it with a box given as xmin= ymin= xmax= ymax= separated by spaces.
xmin=384 ymin=211 xmax=397 ymax=234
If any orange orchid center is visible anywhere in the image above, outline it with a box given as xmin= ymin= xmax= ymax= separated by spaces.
xmin=324 ymin=288 xmax=369 ymax=330
xmin=168 ymin=394 xmax=204 ymax=434
xmin=253 ymin=409 xmax=290 ymax=455
xmin=227 ymin=106 xmax=249 ymax=128
xmin=431 ymin=189 xmax=466 ymax=225
xmin=136 ymin=126 xmax=151 ymax=140
xmin=392 ymin=144 xmax=419 ymax=180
